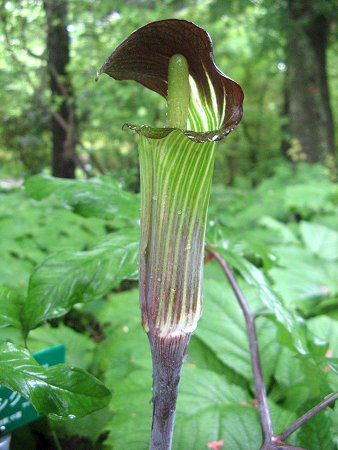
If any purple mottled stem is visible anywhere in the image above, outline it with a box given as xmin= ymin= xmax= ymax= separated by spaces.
xmin=208 ymin=248 xmax=337 ymax=450
xmin=148 ymin=332 xmax=191 ymax=450
xmin=207 ymin=249 xmax=274 ymax=448
xmin=278 ymin=392 xmax=338 ymax=442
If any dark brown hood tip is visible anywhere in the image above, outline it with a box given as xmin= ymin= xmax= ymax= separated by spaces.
xmin=98 ymin=19 xmax=244 ymax=143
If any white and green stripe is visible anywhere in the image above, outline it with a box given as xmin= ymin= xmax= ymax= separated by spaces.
xmin=138 ymin=130 xmax=216 ymax=337
xmin=137 ymin=58 xmax=227 ymax=337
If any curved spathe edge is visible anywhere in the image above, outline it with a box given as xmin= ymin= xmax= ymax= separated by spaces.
xmin=98 ymin=19 xmax=244 ymax=143
xmin=122 ymin=122 xmax=239 ymax=143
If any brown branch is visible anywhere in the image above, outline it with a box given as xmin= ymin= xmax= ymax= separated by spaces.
xmin=278 ymin=392 xmax=338 ymax=441
xmin=206 ymin=248 xmax=274 ymax=448
xmin=206 ymin=247 xmax=338 ymax=450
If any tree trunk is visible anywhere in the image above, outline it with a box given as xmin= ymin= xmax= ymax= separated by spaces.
xmin=43 ymin=0 xmax=76 ymax=178
xmin=287 ymin=0 xmax=335 ymax=164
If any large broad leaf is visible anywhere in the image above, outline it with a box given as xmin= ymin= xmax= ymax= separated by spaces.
xmin=0 ymin=341 xmax=111 ymax=420
xmin=259 ymin=216 xmax=298 ymax=244
xmin=0 ymin=190 xmax=108 ymax=292
xmin=211 ymin=252 xmax=334 ymax=400
xmin=299 ymin=221 xmax=338 ymax=261
xmin=94 ymin=283 xmax=278 ymax=385
xmin=307 ymin=315 xmax=338 ymax=391
xmin=105 ymin=365 xmax=299 ymax=450
xmin=53 ymin=407 xmax=114 ymax=443
xmin=274 ymin=346 xmax=332 ymax=409
xmin=284 ymin=183 xmax=335 ymax=216
xmin=94 ymin=289 xmax=151 ymax=385
xmin=22 ymin=230 xmax=139 ymax=332
xmin=105 ymin=367 xmax=256 ymax=450
xmin=24 ymin=174 xmax=139 ymax=227
xmin=90 ymin=285 xmax=304 ymax=449
xmin=187 ymin=336 xmax=246 ymax=387
xmin=0 ymin=286 xmax=23 ymax=329
xmin=176 ymin=399 xmax=297 ymax=450
xmin=28 ymin=324 xmax=96 ymax=370
xmin=307 ymin=316 xmax=338 ymax=356
xmin=217 ymin=250 xmax=308 ymax=354
xmin=297 ymin=409 xmax=335 ymax=450
xmin=269 ymin=246 xmax=337 ymax=308
xmin=196 ymin=279 xmax=280 ymax=382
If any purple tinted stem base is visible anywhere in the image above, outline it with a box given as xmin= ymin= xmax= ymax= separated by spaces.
xmin=148 ymin=332 xmax=191 ymax=450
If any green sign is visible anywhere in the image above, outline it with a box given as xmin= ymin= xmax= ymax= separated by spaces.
xmin=0 ymin=345 xmax=65 ymax=435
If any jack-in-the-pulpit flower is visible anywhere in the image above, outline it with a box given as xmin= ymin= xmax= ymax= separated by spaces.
xmin=98 ymin=19 xmax=243 ymax=450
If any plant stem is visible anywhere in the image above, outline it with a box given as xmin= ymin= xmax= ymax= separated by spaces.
xmin=278 ymin=392 xmax=338 ymax=441
xmin=145 ymin=52 xmax=193 ymax=449
xmin=207 ymin=248 xmax=338 ymax=450
xmin=167 ymin=54 xmax=190 ymax=129
xmin=207 ymin=248 xmax=274 ymax=448
xmin=149 ymin=332 xmax=191 ymax=450
xmin=48 ymin=419 xmax=62 ymax=450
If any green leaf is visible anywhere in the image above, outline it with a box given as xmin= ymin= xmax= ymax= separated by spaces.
xmin=96 ymin=288 xmax=140 ymax=329
xmin=28 ymin=324 xmax=96 ymax=370
xmin=187 ymin=336 xmax=246 ymax=386
xmin=104 ymin=369 xmax=151 ymax=450
xmin=269 ymin=402 xmax=297 ymax=437
xmin=174 ymin=368 xmax=254 ymax=450
xmin=196 ymin=279 xmax=280 ymax=382
xmin=284 ymin=183 xmax=335 ymax=216
xmin=0 ymin=286 xmax=23 ymax=329
xmin=94 ymin=289 xmax=151 ymax=384
xmin=105 ymin=362 xmax=299 ymax=450
xmin=297 ymin=409 xmax=335 ymax=450
xmin=307 ymin=316 xmax=338 ymax=356
xmin=218 ymin=250 xmax=308 ymax=354
xmin=0 ymin=190 xmax=108 ymax=292
xmin=0 ymin=341 xmax=111 ymax=420
xmin=25 ymin=174 xmax=139 ymax=227
xmin=95 ymin=288 xmax=247 ymax=388
xmin=22 ymin=230 xmax=139 ymax=332
xmin=274 ymin=347 xmax=331 ymax=409
xmin=175 ymin=405 xmax=261 ymax=450
xmin=300 ymin=221 xmax=338 ymax=261
xmin=307 ymin=315 xmax=338 ymax=390
xmin=269 ymin=246 xmax=337 ymax=307
xmin=52 ymin=407 xmax=114 ymax=443
xmin=96 ymin=278 xmax=271 ymax=387
xmin=106 ymin=367 xmax=257 ymax=450
xmin=259 ymin=216 xmax=298 ymax=244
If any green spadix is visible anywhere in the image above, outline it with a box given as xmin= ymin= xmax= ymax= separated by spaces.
xmin=166 ymin=54 xmax=190 ymax=129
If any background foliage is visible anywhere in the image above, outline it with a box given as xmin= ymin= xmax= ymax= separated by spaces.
xmin=1 ymin=0 xmax=336 ymax=182
xmin=0 ymin=162 xmax=337 ymax=449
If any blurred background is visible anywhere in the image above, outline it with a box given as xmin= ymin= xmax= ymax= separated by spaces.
xmin=0 ymin=0 xmax=336 ymax=187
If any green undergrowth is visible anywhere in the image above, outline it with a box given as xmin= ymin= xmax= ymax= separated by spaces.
xmin=0 ymin=163 xmax=337 ymax=449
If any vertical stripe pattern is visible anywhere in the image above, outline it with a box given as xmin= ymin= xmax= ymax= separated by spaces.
xmin=139 ymin=130 xmax=216 ymax=337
